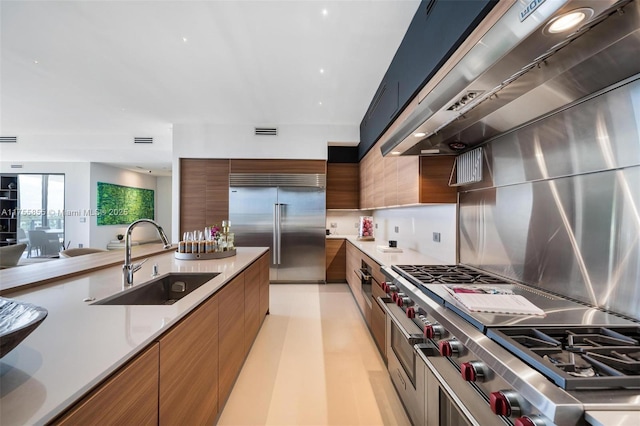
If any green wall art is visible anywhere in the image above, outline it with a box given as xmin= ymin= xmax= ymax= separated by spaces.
xmin=96 ymin=182 xmax=154 ymax=225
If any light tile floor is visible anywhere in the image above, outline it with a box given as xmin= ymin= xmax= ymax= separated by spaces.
xmin=217 ymin=283 xmax=411 ymax=426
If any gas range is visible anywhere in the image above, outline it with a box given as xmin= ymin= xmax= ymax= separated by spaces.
xmin=381 ymin=264 xmax=640 ymax=425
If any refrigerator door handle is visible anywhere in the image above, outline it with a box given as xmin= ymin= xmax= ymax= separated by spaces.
xmin=276 ymin=203 xmax=283 ymax=265
xmin=273 ymin=203 xmax=279 ymax=265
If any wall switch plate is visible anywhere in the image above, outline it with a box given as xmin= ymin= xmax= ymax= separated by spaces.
xmin=394 ymin=226 xmax=399 ymax=233
xmin=330 ymin=222 xmax=337 ymax=228
xmin=354 ymin=222 xmax=358 ymax=228
xmin=375 ymin=223 xmax=378 ymax=229
xmin=433 ymin=232 xmax=441 ymax=243
xmin=79 ymin=217 xmax=86 ymax=223
xmin=78 ymin=243 xmax=84 ymax=248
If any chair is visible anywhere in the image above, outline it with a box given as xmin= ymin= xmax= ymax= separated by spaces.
xmin=17 ymin=228 xmax=30 ymax=256
xmin=59 ymin=248 xmax=107 ymax=258
xmin=0 ymin=243 xmax=27 ymax=268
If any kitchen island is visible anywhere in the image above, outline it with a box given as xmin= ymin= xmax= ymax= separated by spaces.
xmin=0 ymin=246 xmax=269 ymax=425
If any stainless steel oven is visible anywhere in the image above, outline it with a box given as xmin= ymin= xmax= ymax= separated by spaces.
xmin=382 ymin=299 xmax=425 ymax=426
xmin=416 ymin=344 xmax=509 ymax=426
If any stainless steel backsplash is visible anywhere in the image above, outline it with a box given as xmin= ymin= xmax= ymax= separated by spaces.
xmin=459 ymin=75 xmax=640 ymax=321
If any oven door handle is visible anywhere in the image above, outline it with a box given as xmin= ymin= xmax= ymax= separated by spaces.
xmin=355 ymin=268 xmax=372 ymax=283
xmin=382 ymin=300 xmax=424 ymax=344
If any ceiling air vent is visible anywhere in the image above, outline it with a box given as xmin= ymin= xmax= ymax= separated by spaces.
xmin=10 ymin=164 xmax=23 ymax=169
xmin=254 ymin=127 xmax=278 ymax=136
xmin=0 ymin=136 xmax=18 ymax=143
xmin=134 ymin=137 xmax=153 ymax=144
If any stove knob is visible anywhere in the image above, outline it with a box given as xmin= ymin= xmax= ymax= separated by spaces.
xmin=514 ymin=415 xmax=547 ymax=426
xmin=490 ymin=390 xmax=522 ymax=418
xmin=460 ymin=361 xmax=486 ymax=382
xmin=392 ymin=292 xmax=405 ymax=303
xmin=406 ymin=307 xmax=416 ymax=318
xmin=424 ymin=324 xmax=445 ymax=339
xmin=438 ymin=339 xmax=463 ymax=357
xmin=397 ymin=296 xmax=413 ymax=307
xmin=385 ymin=284 xmax=398 ymax=294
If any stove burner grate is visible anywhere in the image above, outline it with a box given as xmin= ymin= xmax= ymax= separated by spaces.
xmin=488 ymin=326 xmax=640 ymax=389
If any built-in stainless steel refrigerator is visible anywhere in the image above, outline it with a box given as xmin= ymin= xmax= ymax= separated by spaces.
xmin=229 ymin=173 xmax=326 ymax=283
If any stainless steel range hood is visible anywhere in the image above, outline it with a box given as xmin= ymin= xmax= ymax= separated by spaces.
xmin=381 ymin=0 xmax=640 ymax=156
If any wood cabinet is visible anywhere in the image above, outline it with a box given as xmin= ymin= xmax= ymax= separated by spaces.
xmin=244 ymin=260 xmax=261 ymax=355
xmin=420 ymin=156 xmax=457 ymax=203
xmin=180 ymin=159 xmax=229 ymax=236
xmin=0 ymin=174 xmax=18 ymax=247
xmin=53 ymin=254 xmax=270 ymax=425
xmin=326 ymin=163 xmax=359 ymax=209
xmin=358 ymin=149 xmax=456 ymax=209
xmin=259 ymin=252 xmax=270 ymax=317
xmin=55 ymin=344 xmax=159 ymax=426
xmin=326 ymin=238 xmax=346 ymax=282
xmin=371 ymin=297 xmax=387 ymax=359
xmin=346 ymin=241 xmax=364 ymax=312
xmin=159 ymin=295 xmax=219 ymax=425
xmin=218 ymin=272 xmax=246 ymax=406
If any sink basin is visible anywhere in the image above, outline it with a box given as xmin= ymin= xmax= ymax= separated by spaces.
xmin=0 ymin=297 xmax=48 ymax=358
xmin=93 ymin=272 xmax=219 ymax=305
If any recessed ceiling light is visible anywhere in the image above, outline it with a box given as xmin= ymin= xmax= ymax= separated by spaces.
xmin=414 ymin=132 xmax=427 ymax=138
xmin=33 ymin=60 xmax=39 ymax=64
xmin=318 ymin=101 xmax=323 ymax=106
xmin=182 ymin=37 xmax=188 ymax=43
xmin=546 ymin=8 xmax=592 ymax=34
xmin=322 ymin=9 xmax=328 ymax=17
xmin=319 ymin=68 xmax=325 ymax=74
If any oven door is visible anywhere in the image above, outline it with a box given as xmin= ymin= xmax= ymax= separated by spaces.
xmin=383 ymin=301 xmax=425 ymax=426
xmin=416 ymin=345 xmax=509 ymax=426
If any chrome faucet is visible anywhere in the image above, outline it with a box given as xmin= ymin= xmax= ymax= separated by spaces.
xmin=123 ymin=219 xmax=172 ymax=285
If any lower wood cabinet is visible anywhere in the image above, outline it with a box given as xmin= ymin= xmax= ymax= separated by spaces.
xmin=54 ymin=343 xmax=159 ymax=426
xmin=259 ymin=252 xmax=270 ymax=316
xmin=326 ymin=238 xmax=346 ymax=282
xmin=53 ymin=252 xmax=270 ymax=425
xmin=244 ymin=260 xmax=261 ymax=355
xmin=159 ymin=294 xmax=219 ymax=425
xmin=218 ymin=272 xmax=246 ymax=406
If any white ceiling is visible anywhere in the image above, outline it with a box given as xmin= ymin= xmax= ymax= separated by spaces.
xmin=0 ymin=0 xmax=420 ymax=173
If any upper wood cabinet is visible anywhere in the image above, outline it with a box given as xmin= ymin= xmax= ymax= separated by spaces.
xmin=180 ymin=159 xmax=230 ymax=236
xmin=358 ymin=148 xmax=455 ymax=209
xmin=326 ymin=163 xmax=359 ymax=209
xmin=54 ymin=344 xmax=159 ymax=426
xmin=420 ymin=156 xmax=457 ymax=203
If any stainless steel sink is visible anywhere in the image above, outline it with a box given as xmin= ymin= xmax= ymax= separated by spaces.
xmin=93 ymin=272 xmax=219 ymax=305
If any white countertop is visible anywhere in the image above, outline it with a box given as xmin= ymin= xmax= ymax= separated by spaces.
xmin=0 ymin=247 xmax=267 ymax=426
xmin=337 ymin=236 xmax=447 ymax=266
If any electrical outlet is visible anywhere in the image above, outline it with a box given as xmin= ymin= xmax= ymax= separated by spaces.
xmin=354 ymin=222 xmax=358 ymax=228
xmin=330 ymin=222 xmax=337 ymax=228
xmin=375 ymin=223 xmax=378 ymax=229
xmin=78 ymin=243 xmax=84 ymax=248
xmin=433 ymin=232 xmax=441 ymax=243
xmin=394 ymin=226 xmax=399 ymax=233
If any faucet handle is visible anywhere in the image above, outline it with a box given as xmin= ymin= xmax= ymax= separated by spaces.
xmin=133 ymin=257 xmax=149 ymax=272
